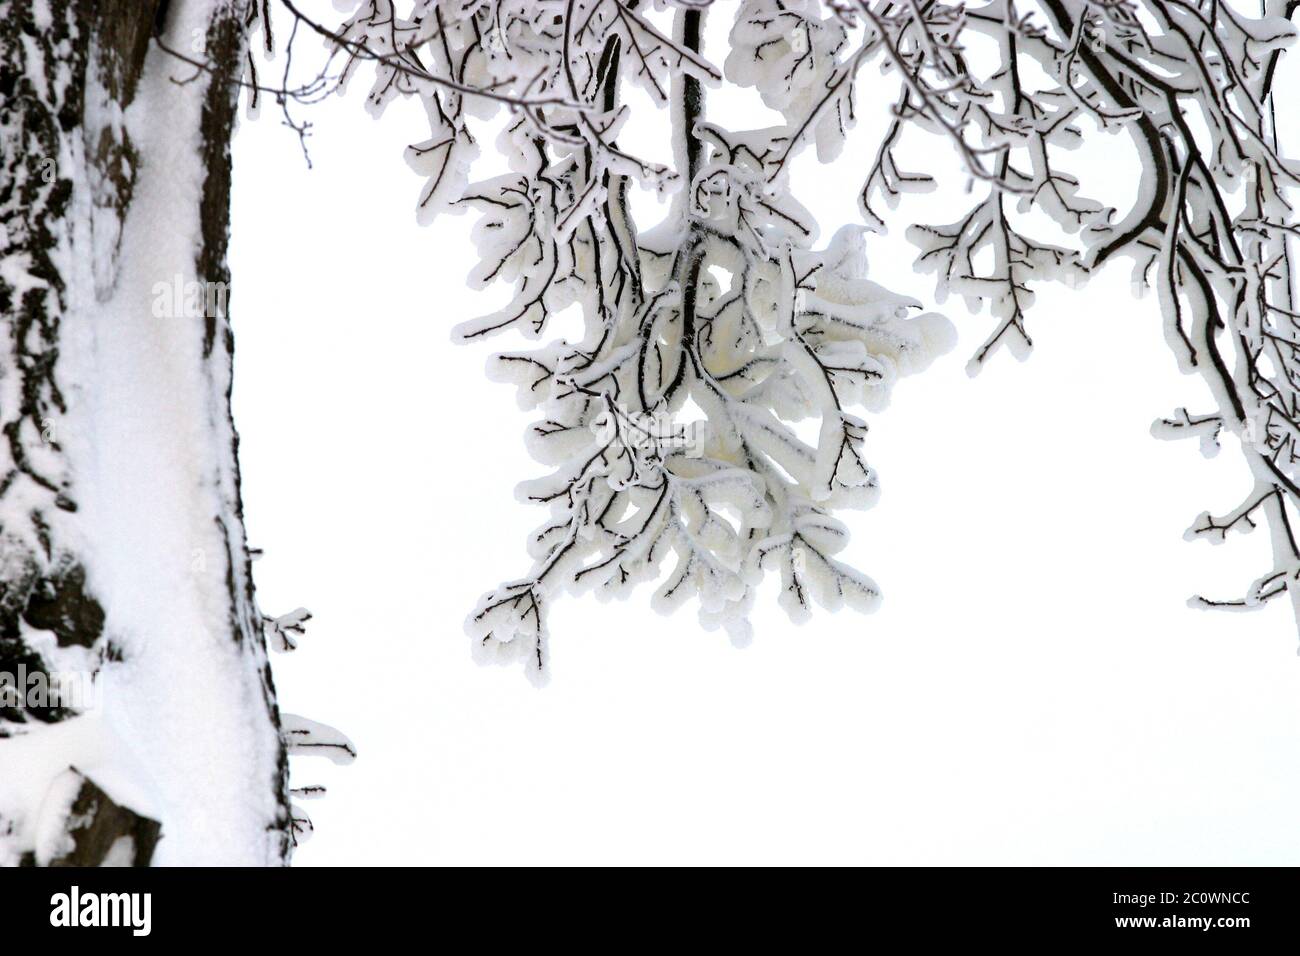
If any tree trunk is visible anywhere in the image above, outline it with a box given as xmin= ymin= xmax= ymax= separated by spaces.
xmin=0 ymin=0 xmax=290 ymax=865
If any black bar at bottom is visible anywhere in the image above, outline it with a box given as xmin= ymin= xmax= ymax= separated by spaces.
xmin=0 ymin=866 xmax=1292 ymax=942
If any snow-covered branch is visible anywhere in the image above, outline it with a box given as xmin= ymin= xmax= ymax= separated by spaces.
xmin=848 ymin=0 xmax=1300 ymax=645
xmin=319 ymin=0 xmax=1300 ymax=675
xmin=317 ymin=0 xmax=954 ymax=680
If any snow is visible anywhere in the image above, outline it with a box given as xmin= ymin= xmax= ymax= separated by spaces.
xmin=100 ymin=835 xmax=138 ymax=866
xmin=2 ymin=1 xmax=287 ymax=866
xmin=5 ymin=0 xmax=1299 ymax=867
xmin=224 ymin=3 xmax=1300 ymax=866
xmin=31 ymin=768 xmax=82 ymax=865
xmin=0 ymin=717 xmax=159 ymax=866
xmin=61 ymin=2 xmax=284 ymax=865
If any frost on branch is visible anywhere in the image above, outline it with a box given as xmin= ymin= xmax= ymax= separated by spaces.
xmin=313 ymin=1 xmax=954 ymax=681
xmin=305 ymin=0 xmax=1300 ymax=664
xmin=282 ymin=713 xmax=357 ymax=765
xmin=264 ymin=607 xmax=313 ymax=653
xmin=1150 ymin=408 xmax=1223 ymax=460
xmin=840 ymin=0 xmax=1300 ymax=647
xmin=281 ymin=712 xmax=356 ymax=845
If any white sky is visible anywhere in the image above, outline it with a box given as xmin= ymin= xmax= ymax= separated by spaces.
xmin=227 ymin=4 xmax=1300 ymax=865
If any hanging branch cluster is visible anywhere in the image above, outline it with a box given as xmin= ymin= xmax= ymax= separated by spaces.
xmin=305 ymin=0 xmax=1300 ymax=677
xmin=848 ymin=0 xmax=1300 ymax=634
xmin=307 ymin=0 xmax=954 ymax=681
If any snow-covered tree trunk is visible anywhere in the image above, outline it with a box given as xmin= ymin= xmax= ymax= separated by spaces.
xmin=0 ymin=0 xmax=291 ymax=865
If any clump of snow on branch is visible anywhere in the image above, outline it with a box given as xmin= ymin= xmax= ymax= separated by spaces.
xmin=313 ymin=0 xmax=954 ymax=681
xmin=316 ymin=0 xmax=1300 ymax=665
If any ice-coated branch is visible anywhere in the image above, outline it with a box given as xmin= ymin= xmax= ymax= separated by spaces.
xmin=316 ymin=0 xmax=955 ymax=680
xmin=316 ymin=0 xmax=1300 ymax=674
xmin=264 ymin=606 xmax=312 ymax=652
xmin=857 ymin=0 xmax=1300 ymax=645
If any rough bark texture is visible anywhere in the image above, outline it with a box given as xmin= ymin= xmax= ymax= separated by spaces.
xmin=0 ymin=0 xmax=290 ymax=864
xmin=20 ymin=769 xmax=162 ymax=867
xmin=0 ymin=0 xmax=129 ymax=726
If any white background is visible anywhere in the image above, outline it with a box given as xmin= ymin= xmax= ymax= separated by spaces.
xmin=228 ymin=5 xmax=1300 ymax=865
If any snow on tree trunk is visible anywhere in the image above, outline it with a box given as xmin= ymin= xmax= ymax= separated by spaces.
xmin=0 ymin=0 xmax=292 ymax=865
